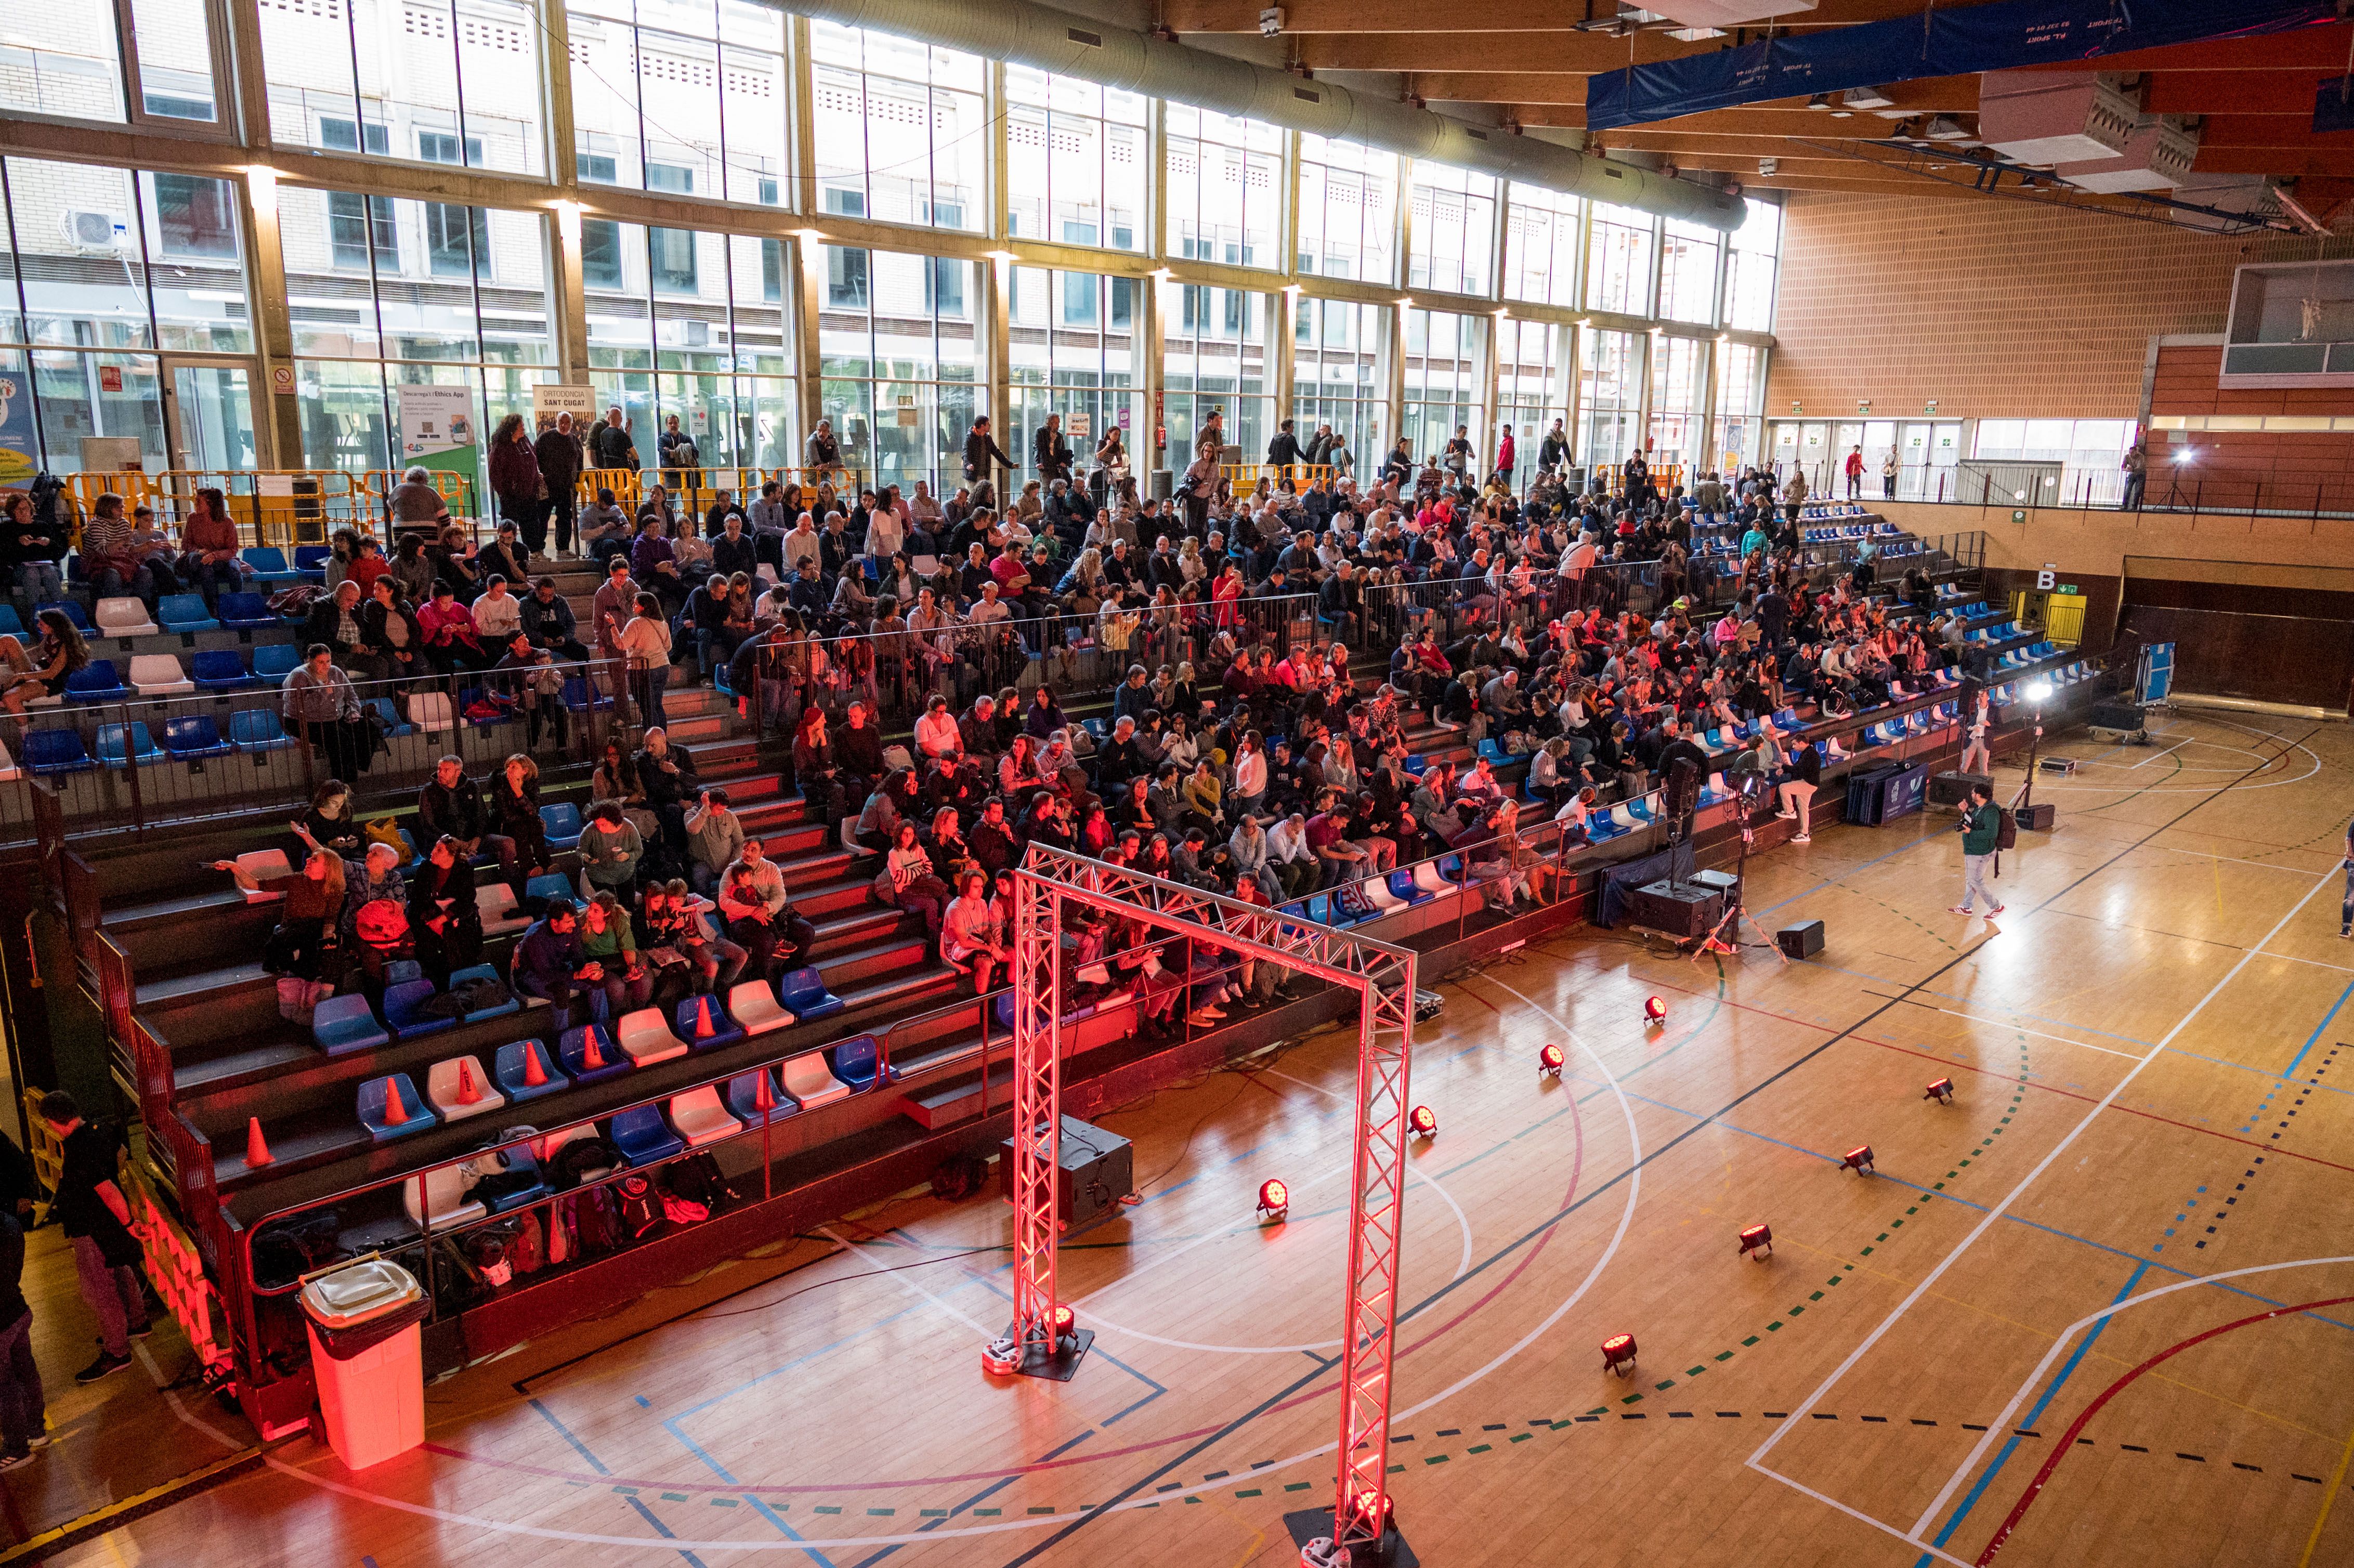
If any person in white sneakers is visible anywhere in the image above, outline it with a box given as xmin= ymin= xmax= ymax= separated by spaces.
xmin=1951 ymin=783 xmax=2004 ymax=919
xmin=1775 ymin=741 xmax=1821 ymax=844
xmin=1959 ymin=688 xmax=1993 ymax=776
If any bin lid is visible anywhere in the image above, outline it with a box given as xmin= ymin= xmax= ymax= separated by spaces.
xmin=300 ymin=1258 xmax=422 ymax=1328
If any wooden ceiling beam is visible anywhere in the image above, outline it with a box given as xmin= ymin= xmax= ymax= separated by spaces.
xmin=1168 ymin=0 xmax=1927 ymax=35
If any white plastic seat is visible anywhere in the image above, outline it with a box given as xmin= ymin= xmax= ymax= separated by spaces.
xmin=780 ymin=1048 xmax=851 ymax=1109
xmin=426 ymin=1055 xmax=506 ymax=1121
xmin=127 ymin=654 xmax=193 ymax=695
xmin=728 ymin=979 xmax=794 ymax=1036
xmin=1412 ymin=860 xmax=1457 ymax=896
xmin=94 ymin=596 xmax=159 ymax=638
xmin=1359 ymin=877 xmax=1405 ymax=911
xmin=1705 ymin=771 xmax=1728 ymax=798
xmin=233 ymin=848 xmax=293 ymax=901
xmin=402 ymin=1161 xmax=486 ymax=1233
xmin=1610 ymin=803 xmax=1639 ymax=830
xmin=0 ymin=737 xmax=17 ymax=783
xmin=840 ymin=820 xmax=862 ymax=852
xmin=909 ymin=554 xmax=940 ymax=577
xmin=617 ymin=1005 xmax=688 ymax=1066
xmin=669 ymin=1086 xmax=742 ymax=1147
xmin=411 ymin=690 xmax=456 ymax=733
xmin=476 ymin=881 xmax=530 ymax=936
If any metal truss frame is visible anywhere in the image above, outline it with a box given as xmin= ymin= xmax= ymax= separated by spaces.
xmin=993 ymin=845 xmax=1419 ymax=1565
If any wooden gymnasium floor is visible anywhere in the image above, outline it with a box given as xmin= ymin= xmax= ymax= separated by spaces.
xmin=46 ymin=708 xmax=2354 ymax=1568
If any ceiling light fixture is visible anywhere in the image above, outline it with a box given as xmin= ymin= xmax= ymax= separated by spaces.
xmin=1807 ymin=93 xmax=1831 ymax=111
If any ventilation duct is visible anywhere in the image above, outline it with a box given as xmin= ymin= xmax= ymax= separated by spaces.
xmin=766 ymin=0 xmax=1748 ymax=232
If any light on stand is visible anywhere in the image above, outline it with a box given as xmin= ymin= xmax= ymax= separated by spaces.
xmin=2019 ymin=678 xmax=2055 ymax=831
xmin=1408 ymin=1105 xmax=1438 ymax=1139
xmin=1257 ymin=1178 xmax=1289 ymax=1221
xmin=1539 ymin=1042 xmax=1565 ymax=1077
xmin=1644 ymin=996 xmax=1668 ymax=1027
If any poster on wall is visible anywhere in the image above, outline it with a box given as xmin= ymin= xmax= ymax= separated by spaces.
xmin=398 ymin=385 xmax=480 ymax=512
xmin=531 ymin=382 xmax=595 ymax=437
xmin=0 ymin=372 xmax=35 ymax=487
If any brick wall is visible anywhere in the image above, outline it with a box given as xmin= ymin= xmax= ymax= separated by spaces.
xmin=2146 ymin=342 xmax=2354 ymax=504
xmin=1767 ymin=191 xmax=2354 ymax=420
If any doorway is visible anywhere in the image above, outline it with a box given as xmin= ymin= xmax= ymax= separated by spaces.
xmin=163 ymin=358 xmax=258 ymax=473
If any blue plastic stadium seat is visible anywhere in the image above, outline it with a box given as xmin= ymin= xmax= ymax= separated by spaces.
xmin=228 ymin=709 xmax=295 ymax=752
xmin=712 ymin=664 xmax=735 ymax=699
xmin=383 ymin=978 xmax=454 ymax=1039
xmin=525 ymin=871 xmax=575 ymax=908
xmin=444 ymin=962 xmax=521 ymax=1023
xmin=726 ymin=1068 xmax=799 ymax=1120
xmin=1305 ymin=892 xmax=1337 ymax=925
xmin=94 ymin=722 xmax=163 ymax=766
xmin=363 ymin=696 xmax=411 ymax=737
xmin=251 ymin=643 xmax=300 ymax=682
xmin=495 ymin=1039 xmax=569 ymax=1102
xmin=776 ymin=965 xmax=843 ymax=1023
xmin=64 ymin=661 xmax=132 ymax=703
xmin=312 ymin=994 xmax=389 ymax=1056
xmin=478 ymin=1145 xmax=550 ymax=1214
xmin=163 ymin=714 xmax=232 ymax=760
xmin=1388 ymin=868 xmax=1433 ymax=906
xmin=215 ymin=592 xmax=277 ymax=630
xmin=609 ymin=1104 xmax=685 ymax=1166
xmin=189 ymin=650 xmax=252 ymax=692
xmin=675 ymin=994 xmax=745 ymax=1050
xmin=156 ymin=594 xmax=219 ymax=634
xmin=830 ymin=1033 xmax=884 ymax=1092
xmin=540 ymin=802 xmax=584 ymax=849
xmin=34 ymin=601 xmax=90 ymax=632
xmin=0 ymin=606 xmax=20 ymax=638
xmin=560 ymin=676 xmax=612 ymax=713
xmin=24 ymin=730 xmax=95 ymax=776
xmin=293 ymin=545 xmax=333 ymax=579
xmin=1401 ymin=754 xmax=1428 ymax=776
xmin=241 ymin=547 xmax=304 ymax=588
xmin=357 ymin=1073 xmax=436 ymax=1142
xmin=558 ymin=1023 xmax=632 ymax=1085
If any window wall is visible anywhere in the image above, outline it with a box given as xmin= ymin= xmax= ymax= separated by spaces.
xmin=1496 ymin=318 xmax=1564 ymax=490
xmin=560 ymin=0 xmax=790 ymax=206
xmin=1407 ymin=164 xmax=1496 ymax=298
xmin=1585 ymin=203 xmax=1654 ymax=318
xmin=1722 ymin=196 xmax=1781 ymax=333
xmin=1292 ymin=299 xmax=1390 ymax=468
xmin=1402 ymin=307 xmax=1483 ymax=462
xmin=815 ymin=244 xmax=975 ymax=491
xmin=1644 ymin=333 xmax=1706 ymax=478
xmin=1657 ymin=218 xmax=1720 ymax=325
xmin=1297 ymin=136 xmax=1398 ymax=286
xmin=1580 ymin=328 xmax=1641 ymax=475
xmin=1008 ymin=266 xmax=1141 ymax=478
xmin=1502 ymin=182 xmax=1582 ymax=309
xmin=1164 ymin=279 xmax=1270 ymax=460
xmin=1711 ymin=340 xmax=1762 ymax=474
xmin=5 ymin=0 xmax=228 ymax=126
xmin=807 ymin=22 xmax=985 ymax=231
xmin=0 ymin=158 xmax=251 ymax=474
xmin=1005 ymin=68 xmax=1147 ymax=252
xmin=262 ymin=0 xmax=544 ymax=177
xmin=1166 ymin=106 xmax=1281 ymax=272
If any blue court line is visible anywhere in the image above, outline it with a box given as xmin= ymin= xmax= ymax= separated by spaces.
xmin=662 ymin=1415 xmax=839 ymax=1566
xmin=528 ymin=1397 xmax=724 ymax=1567
xmin=1916 ymin=1260 xmax=2152 ymax=1566
xmin=1753 ymin=827 xmax=1937 ymax=918
xmin=953 ymin=1269 xmax=1169 ymax=1427
xmin=848 ymin=1426 xmax=1102 ymax=1568
xmin=624 ymin=1494 xmax=714 ymax=1568
xmin=2285 ymin=976 xmax=2354 ymax=1079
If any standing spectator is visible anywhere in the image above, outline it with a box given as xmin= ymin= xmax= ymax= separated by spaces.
xmin=35 ymin=1091 xmax=150 ymax=1384
xmin=1881 ymin=447 xmax=1900 ymax=500
xmin=489 ymin=413 xmax=543 ymax=550
xmin=2120 ymin=441 xmax=2147 ymax=511
xmin=1774 ymin=741 xmax=1821 ymax=844
xmin=804 ymin=418 xmax=842 ymax=478
xmin=1034 ymin=414 xmax=1073 ymax=485
xmin=589 ymin=406 xmax=638 ymax=472
xmin=1843 ymin=444 xmax=1865 ymax=500
xmin=1951 ymin=782 xmax=2004 ymax=920
xmin=0 ymin=1204 xmax=40 ymax=1468
xmin=592 ymin=556 xmax=639 ymax=721
xmin=962 ymin=415 xmax=1016 ymax=505
xmin=535 ymin=410 xmax=584 ymax=556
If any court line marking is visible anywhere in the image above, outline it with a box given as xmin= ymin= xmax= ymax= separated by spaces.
xmin=2298 ymin=1404 xmax=2354 ymax=1568
xmin=1868 ymin=997 xmax=2146 ymax=1063
xmin=1748 ymin=858 xmax=2339 ymax=1535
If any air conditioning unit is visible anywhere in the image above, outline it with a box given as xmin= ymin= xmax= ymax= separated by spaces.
xmin=63 ymin=210 xmax=128 ymax=253
xmin=1978 ymin=71 xmax=2139 ymax=165
xmin=1649 ymin=0 xmax=1815 ymax=26
xmin=2057 ymin=115 xmax=2200 ymax=193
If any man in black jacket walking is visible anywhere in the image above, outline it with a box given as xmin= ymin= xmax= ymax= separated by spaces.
xmin=963 ymin=416 xmax=1015 ymax=507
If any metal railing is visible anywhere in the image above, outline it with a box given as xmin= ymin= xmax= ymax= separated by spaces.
xmin=53 ymin=469 xmax=477 ymax=548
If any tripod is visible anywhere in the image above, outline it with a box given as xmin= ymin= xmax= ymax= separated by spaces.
xmin=1694 ymin=780 xmax=1788 ymax=966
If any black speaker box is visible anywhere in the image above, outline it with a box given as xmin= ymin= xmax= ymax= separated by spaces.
xmin=1777 ymin=920 xmax=1825 ymax=960
xmin=1930 ymin=769 xmax=1989 ymax=806
xmin=2017 ymin=802 xmax=2056 ymax=831
xmin=1000 ymin=1116 xmax=1135 ymax=1237
xmin=2089 ymin=701 xmax=2145 ymax=731
xmin=1626 ymin=880 xmax=1724 ymax=939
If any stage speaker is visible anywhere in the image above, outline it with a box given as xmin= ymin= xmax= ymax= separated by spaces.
xmin=1626 ymin=880 xmax=1724 ymax=939
xmin=1690 ymin=868 xmax=1741 ymax=896
xmin=2089 ymin=701 xmax=2145 ymax=731
xmin=1663 ymin=757 xmax=1702 ymax=822
xmin=1929 ymin=770 xmax=1989 ymax=806
xmin=1000 ymin=1116 xmax=1135 ymax=1238
xmin=2017 ymin=802 xmax=2056 ymax=831
xmin=1777 ymin=920 xmax=1825 ymax=960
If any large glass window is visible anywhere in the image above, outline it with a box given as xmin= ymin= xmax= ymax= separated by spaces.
xmin=1580 ymin=328 xmax=1641 ymax=475
xmin=1298 ymin=136 xmax=1399 ymax=287
xmin=818 ymin=243 xmax=975 ymax=492
xmin=0 ymin=159 xmax=252 ymax=473
xmin=1 ymin=0 xmax=224 ymax=125
xmin=279 ymin=181 xmax=553 ymax=473
xmin=1407 ymin=164 xmax=1496 ymax=299
xmin=1645 ymin=333 xmax=1706 ymax=481
xmin=1166 ymin=105 xmax=1281 ymax=274
xmin=1401 ymin=307 xmax=1483 ymax=462
xmin=1710 ymin=341 xmax=1763 ymax=475
xmin=1009 ymin=266 xmax=1141 ymax=482
xmin=809 ymin=22 xmax=985 ymax=232
xmin=563 ymin=0 xmax=787 ymax=205
xmin=262 ymin=0 xmax=544 ymax=176
xmin=1657 ymin=217 xmax=1720 ymax=326
xmin=1005 ymin=68 xmax=1146 ymax=253
xmin=1971 ymin=417 xmax=2135 ymax=505
xmin=1723 ymin=196 xmax=1781 ymax=333
xmin=1163 ymin=277 xmax=1270 ymax=460
xmin=1496 ymin=317 xmax=1564 ymax=490
xmin=1585 ymin=204 xmax=1655 ymax=318
xmin=1291 ymin=298 xmax=1390 ymax=471
xmin=1502 ymin=182 xmax=1581 ymax=308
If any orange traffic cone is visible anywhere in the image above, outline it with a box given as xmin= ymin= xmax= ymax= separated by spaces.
xmin=521 ymin=1042 xmax=549 ymax=1087
xmin=753 ymin=1072 xmax=775 ymax=1111
xmin=382 ymin=1076 xmax=409 ymax=1124
xmin=582 ymin=1030 xmax=607 ymax=1070
xmin=457 ymin=1059 xmax=482 ymax=1104
xmin=694 ymin=997 xmax=716 ymax=1039
xmin=244 ymin=1116 xmax=273 ymax=1168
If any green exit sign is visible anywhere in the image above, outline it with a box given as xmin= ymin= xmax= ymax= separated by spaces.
xmin=2058 ymin=583 xmax=2077 ymax=595
xmin=2011 ymin=509 xmax=2026 ymax=524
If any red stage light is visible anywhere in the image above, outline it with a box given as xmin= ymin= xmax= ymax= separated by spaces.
xmin=1051 ymin=1304 xmax=1076 ymax=1338
xmin=1601 ymin=1333 xmax=1639 ymax=1375
xmin=1348 ymin=1487 xmax=1394 ymax=1533
xmin=1843 ymin=1145 xmax=1876 ymax=1175
xmin=1408 ymin=1105 xmax=1438 ymax=1138
xmin=1738 ymin=1223 xmax=1773 ymax=1259
xmin=1644 ymin=996 xmax=1667 ymax=1025
xmin=1258 ymin=1179 xmax=1289 ymax=1218
xmin=1539 ymin=1043 xmax=1565 ymax=1076
xmin=1925 ymin=1077 xmax=1955 ymax=1104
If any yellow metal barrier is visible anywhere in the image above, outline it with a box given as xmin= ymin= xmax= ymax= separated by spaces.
xmin=577 ymin=465 xmax=865 ymax=508
xmin=1222 ymin=463 xmax=1337 ymax=491
xmin=18 ymin=1089 xmax=58 ymax=1226
xmin=126 ymin=1164 xmax=234 ymax=1375
xmin=55 ymin=468 xmax=481 ymax=548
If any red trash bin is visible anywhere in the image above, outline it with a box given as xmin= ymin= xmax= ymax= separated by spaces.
xmin=300 ymin=1258 xmax=429 ymax=1469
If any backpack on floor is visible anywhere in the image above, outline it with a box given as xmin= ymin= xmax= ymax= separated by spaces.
xmin=509 ymin=1210 xmax=545 ymax=1276
xmin=616 ymin=1172 xmax=663 ymax=1239
xmin=566 ymin=1184 xmax=626 ymax=1257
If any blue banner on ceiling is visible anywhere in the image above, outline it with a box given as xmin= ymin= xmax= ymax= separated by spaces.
xmin=1587 ymin=0 xmax=2343 ymax=130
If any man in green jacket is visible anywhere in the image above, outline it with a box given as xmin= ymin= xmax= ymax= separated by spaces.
xmin=1951 ymin=782 xmax=2004 ymax=919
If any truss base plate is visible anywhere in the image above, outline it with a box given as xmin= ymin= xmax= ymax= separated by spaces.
xmin=991 ymin=1325 xmax=1093 ymax=1382
xmin=1284 ymin=1509 xmax=1419 ymax=1568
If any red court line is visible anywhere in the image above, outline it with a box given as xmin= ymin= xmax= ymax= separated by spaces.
xmin=1974 ymin=1293 xmax=2354 ymax=1564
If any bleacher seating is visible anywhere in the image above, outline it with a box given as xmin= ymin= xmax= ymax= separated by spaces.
xmin=559 ymin=1023 xmax=631 ymax=1084
xmin=156 ymin=594 xmax=220 ymax=635
xmin=495 ymin=1039 xmax=569 ymax=1102
xmin=252 ymin=644 xmax=301 ymax=683
xmin=675 ymin=994 xmax=744 ymax=1050
xmin=726 ymin=1067 xmax=794 ymax=1120
xmin=94 ymin=597 xmax=159 ymax=638
xmin=229 ymin=710 xmax=295 ymax=751
xmin=617 ymin=1007 xmax=688 ymax=1066
xmin=668 ymin=1086 xmax=741 ymax=1147
xmin=128 ymin=654 xmax=194 ymax=695
xmin=214 ymin=593 xmax=277 ymax=630
xmin=425 ymin=1055 xmax=506 ymax=1121
xmin=66 ymin=661 xmax=133 ymax=704
xmin=780 ymin=1049 xmax=851 ymax=1108
xmin=94 ymin=722 xmax=164 ymax=766
xmin=358 ymin=1074 xmax=434 ymax=1142
xmin=610 ymin=1103 xmax=686 ymax=1165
